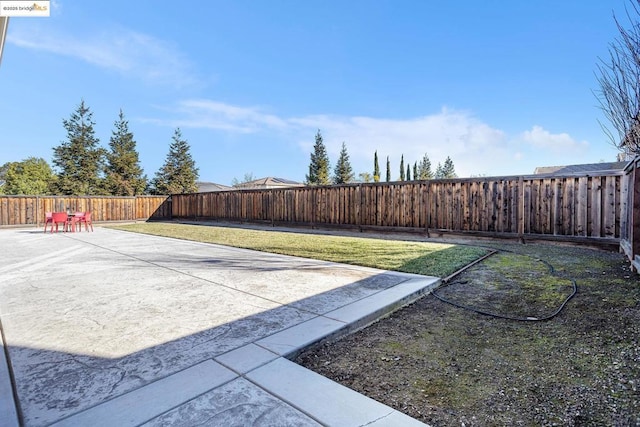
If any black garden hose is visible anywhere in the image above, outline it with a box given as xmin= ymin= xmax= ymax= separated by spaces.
xmin=432 ymin=248 xmax=578 ymax=322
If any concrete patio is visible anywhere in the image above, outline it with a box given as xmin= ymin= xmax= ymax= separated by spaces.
xmin=0 ymin=227 xmax=438 ymax=426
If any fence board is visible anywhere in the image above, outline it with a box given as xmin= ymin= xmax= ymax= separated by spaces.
xmin=603 ymin=175 xmax=617 ymax=238
xmin=592 ymin=176 xmax=603 ymax=237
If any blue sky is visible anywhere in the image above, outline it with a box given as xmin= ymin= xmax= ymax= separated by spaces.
xmin=0 ymin=0 xmax=628 ymax=185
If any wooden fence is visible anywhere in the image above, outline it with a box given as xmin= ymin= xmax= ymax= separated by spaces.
xmin=172 ymin=172 xmax=622 ymax=242
xmin=0 ymin=171 xmax=625 ymax=245
xmin=0 ymin=195 xmax=170 ymax=227
xmin=620 ymin=157 xmax=640 ymax=270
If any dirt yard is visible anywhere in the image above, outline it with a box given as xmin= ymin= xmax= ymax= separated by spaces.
xmin=295 ymin=241 xmax=640 ymax=426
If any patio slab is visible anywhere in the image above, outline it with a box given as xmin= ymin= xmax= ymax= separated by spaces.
xmin=0 ymin=227 xmax=437 ymax=426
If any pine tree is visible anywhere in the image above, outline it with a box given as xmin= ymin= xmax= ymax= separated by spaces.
xmin=305 ymin=130 xmax=331 ymax=185
xmin=418 ymin=153 xmax=433 ymax=179
xmin=52 ymin=100 xmax=106 ymax=195
xmin=150 ymin=128 xmax=199 ymax=194
xmin=435 ymin=162 xmax=444 ymax=179
xmin=333 ymin=142 xmax=354 ymax=184
xmin=385 ymin=156 xmax=391 ymax=182
xmin=373 ymin=151 xmax=380 ymax=182
xmin=413 ymin=162 xmax=418 ymax=180
xmin=441 ymin=156 xmax=457 ymax=178
xmin=105 ymin=110 xmax=147 ymax=196
xmin=399 ymin=155 xmax=405 ymax=181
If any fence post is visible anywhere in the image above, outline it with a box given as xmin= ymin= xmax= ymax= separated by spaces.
xmin=270 ymin=189 xmax=275 ymax=227
xmin=518 ymin=176 xmax=525 ymax=241
xmin=311 ymin=187 xmax=316 ymax=229
xmin=425 ymin=181 xmax=431 ymax=237
xmin=358 ymin=184 xmax=363 ymax=231
xmin=633 ymin=159 xmax=640 ymax=268
xmin=35 ymin=196 xmax=40 ymax=228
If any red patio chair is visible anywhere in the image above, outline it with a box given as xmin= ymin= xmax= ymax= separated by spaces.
xmin=50 ymin=212 xmax=68 ymax=233
xmin=43 ymin=212 xmax=53 ymax=233
xmin=76 ymin=211 xmax=93 ymax=232
xmin=68 ymin=212 xmax=85 ymax=232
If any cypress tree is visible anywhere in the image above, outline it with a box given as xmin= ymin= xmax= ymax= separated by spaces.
xmin=52 ymin=100 xmax=106 ymax=195
xmin=333 ymin=142 xmax=354 ymax=184
xmin=386 ymin=156 xmax=391 ymax=182
xmin=406 ymin=163 xmax=411 ymax=181
xmin=150 ymin=128 xmax=199 ymax=194
xmin=373 ymin=151 xmax=380 ymax=182
xmin=399 ymin=155 xmax=405 ymax=181
xmin=305 ymin=130 xmax=331 ymax=185
xmin=105 ymin=109 xmax=147 ymax=195
xmin=413 ymin=162 xmax=418 ymax=180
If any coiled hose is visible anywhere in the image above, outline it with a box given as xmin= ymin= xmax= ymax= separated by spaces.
xmin=431 ymin=248 xmax=578 ymax=322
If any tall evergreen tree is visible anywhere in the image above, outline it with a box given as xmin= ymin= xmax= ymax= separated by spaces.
xmin=399 ymin=154 xmax=405 ymax=181
xmin=373 ymin=151 xmax=380 ymax=182
xmin=435 ymin=162 xmax=444 ymax=179
xmin=150 ymin=128 xmax=199 ymax=194
xmin=413 ymin=162 xmax=418 ymax=180
xmin=417 ymin=153 xmax=433 ymax=179
xmin=52 ymin=100 xmax=106 ymax=195
xmin=385 ymin=156 xmax=391 ymax=182
xmin=406 ymin=163 xmax=411 ymax=181
xmin=333 ymin=142 xmax=354 ymax=184
xmin=105 ymin=110 xmax=147 ymax=196
xmin=441 ymin=156 xmax=457 ymax=178
xmin=305 ymin=130 xmax=331 ymax=185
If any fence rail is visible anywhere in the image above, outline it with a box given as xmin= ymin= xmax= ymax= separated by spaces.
xmin=0 ymin=195 xmax=170 ymax=227
xmin=172 ymin=172 xmax=622 ymax=241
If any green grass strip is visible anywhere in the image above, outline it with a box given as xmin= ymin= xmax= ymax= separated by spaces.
xmin=110 ymin=222 xmax=488 ymax=278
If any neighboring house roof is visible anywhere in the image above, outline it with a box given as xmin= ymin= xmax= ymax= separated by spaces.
xmin=234 ymin=177 xmax=304 ymax=189
xmin=196 ymin=181 xmax=232 ymax=192
xmin=533 ymin=161 xmax=629 ymax=175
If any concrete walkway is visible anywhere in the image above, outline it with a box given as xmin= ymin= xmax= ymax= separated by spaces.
xmin=0 ymin=227 xmax=438 ymax=426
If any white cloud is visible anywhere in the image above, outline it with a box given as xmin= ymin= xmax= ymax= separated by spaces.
xmin=147 ymin=99 xmax=596 ymax=177
xmin=141 ymin=100 xmax=289 ymax=135
xmin=520 ymin=125 xmax=589 ymax=152
xmin=8 ymin=26 xmax=196 ymax=87
xmin=167 ymin=100 xmax=288 ymax=133
xmin=288 ymin=108 xmax=511 ymax=177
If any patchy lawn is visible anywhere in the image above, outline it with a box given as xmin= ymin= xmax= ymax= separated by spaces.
xmin=295 ymin=242 xmax=640 ymax=426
